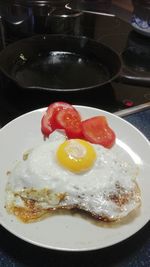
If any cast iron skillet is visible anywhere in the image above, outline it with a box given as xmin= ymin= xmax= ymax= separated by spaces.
xmin=0 ymin=34 xmax=122 ymax=92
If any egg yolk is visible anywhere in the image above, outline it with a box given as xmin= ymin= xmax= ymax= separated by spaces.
xmin=56 ymin=139 xmax=96 ymax=173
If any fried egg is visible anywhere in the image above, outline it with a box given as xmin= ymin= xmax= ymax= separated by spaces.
xmin=5 ymin=131 xmax=141 ymax=223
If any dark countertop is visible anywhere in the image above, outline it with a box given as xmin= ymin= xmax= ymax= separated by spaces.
xmin=125 ymin=108 xmax=150 ymax=140
xmin=0 ymin=222 xmax=150 ymax=267
xmin=0 ymin=108 xmax=149 ymax=267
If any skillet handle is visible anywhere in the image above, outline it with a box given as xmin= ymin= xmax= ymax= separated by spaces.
xmin=117 ymin=67 xmax=150 ymax=87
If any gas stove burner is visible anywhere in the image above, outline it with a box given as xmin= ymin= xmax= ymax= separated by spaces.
xmin=122 ymin=31 xmax=150 ymax=73
xmin=99 ymin=29 xmax=150 ymax=85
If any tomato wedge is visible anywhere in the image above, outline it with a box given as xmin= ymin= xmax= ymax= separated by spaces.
xmin=41 ymin=113 xmax=53 ymax=137
xmin=41 ymin=102 xmax=116 ymax=147
xmin=82 ymin=116 xmax=116 ymax=148
xmin=51 ymin=108 xmax=83 ymax=139
xmin=41 ymin=102 xmax=74 ymax=136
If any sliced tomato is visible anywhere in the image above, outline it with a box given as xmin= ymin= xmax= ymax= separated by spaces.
xmin=82 ymin=116 xmax=116 ymax=148
xmin=41 ymin=102 xmax=75 ymax=136
xmin=46 ymin=102 xmax=73 ymax=118
xmin=51 ymin=108 xmax=83 ymax=139
xmin=41 ymin=113 xmax=53 ymax=137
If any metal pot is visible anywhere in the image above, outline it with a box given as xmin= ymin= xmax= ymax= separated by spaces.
xmin=0 ymin=1 xmax=83 ymax=38
xmin=0 ymin=4 xmax=33 ymax=38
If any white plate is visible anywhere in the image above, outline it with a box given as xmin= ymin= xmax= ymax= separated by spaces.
xmin=0 ymin=105 xmax=150 ymax=251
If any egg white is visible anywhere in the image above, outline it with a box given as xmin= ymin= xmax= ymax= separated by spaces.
xmin=5 ymin=131 xmax=141 ymax=222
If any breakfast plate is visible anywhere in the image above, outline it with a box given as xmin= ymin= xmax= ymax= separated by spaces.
xmin=0 ymin=105 xmax=150 ymax=251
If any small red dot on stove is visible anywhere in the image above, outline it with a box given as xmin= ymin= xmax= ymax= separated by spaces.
xmin=123 ymin=100 xmax=134 ymax=107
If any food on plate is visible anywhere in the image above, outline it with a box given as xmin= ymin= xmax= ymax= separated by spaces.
xmin=41 ymin=102 xmax=116 ymax=148
xmin=5 ymin=131 xmax=141 ymax=223
xmin=57 ymin=138 xmax=96 ymax=173
xmin=41 ymin=101 xmax=79 ymax=137
xmin=51 ymin=107 xmax=83 ymax=139
xmin=82 ymin=116 xmax=116 ymax=148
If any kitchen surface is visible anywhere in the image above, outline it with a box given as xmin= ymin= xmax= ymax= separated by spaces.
xmin=113 ymin=0 xmax=133 ymax=11
xmin=0 ymin=1 xmax=150 ymax=126
xmin=0 ymin=1 xmax=150 ymax=266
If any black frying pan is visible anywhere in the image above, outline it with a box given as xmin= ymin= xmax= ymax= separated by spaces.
xmin=0 ymin=34 xmax=122 ymax=92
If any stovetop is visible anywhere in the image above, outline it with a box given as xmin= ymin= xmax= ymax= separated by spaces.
xmin=0 ymin=6 xmax=150 ymax=127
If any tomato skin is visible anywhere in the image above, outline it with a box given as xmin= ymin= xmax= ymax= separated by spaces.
xmin=82 ymin=116 xmax=116 ymax=148
xmin=41 ymin=113 xmax=53 ymax=137
xmin=41 ymin=102 xmax=75 ymax=137
xmin=51 ymin=108 xmax=83 ymax=139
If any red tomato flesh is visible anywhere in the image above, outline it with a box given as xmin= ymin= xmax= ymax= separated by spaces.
xmin=51 ymin=108 xmax=83 ymax=139
xmin=41 ymin=102 xmax=116 ymax=148
xmin=41 ymin=102 xmax=75 ymax=136
xmin=82 ymin=116 xmax=116 ymax=148
xmin=46 ymin=102 xmax=72 ymax=118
